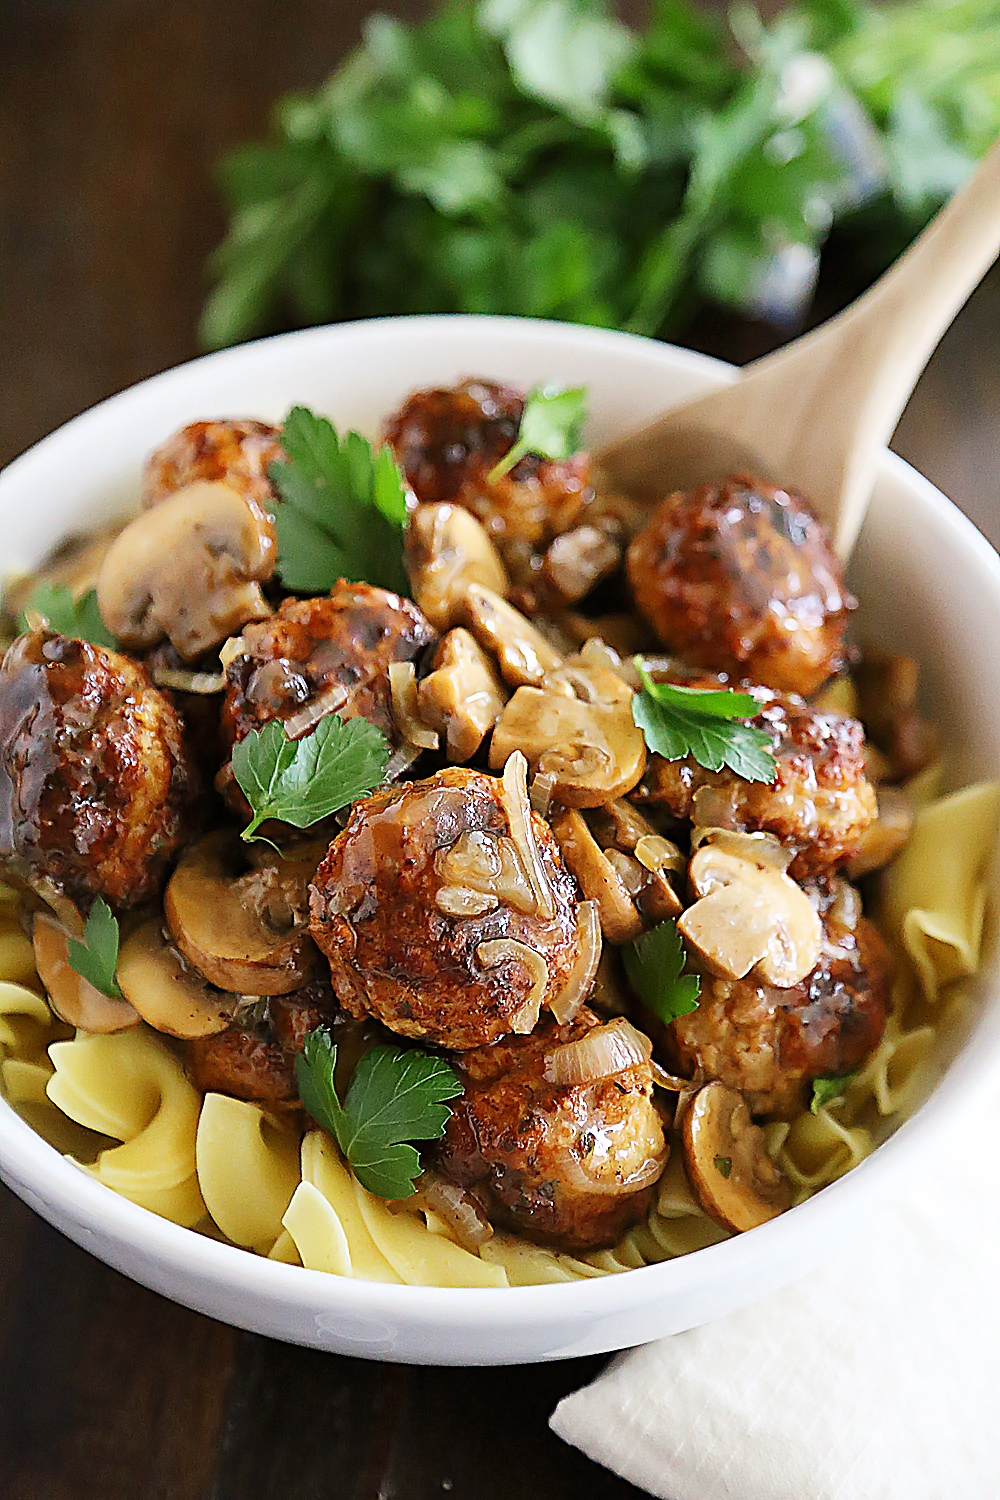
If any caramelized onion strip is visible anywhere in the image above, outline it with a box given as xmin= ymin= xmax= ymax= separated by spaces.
xmin=549 ymin=901 xmax=601 ymax=1024
xmin=544 ymin=1016 xmax=653 ymax=1087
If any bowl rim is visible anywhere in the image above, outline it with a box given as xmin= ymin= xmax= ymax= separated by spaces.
xmin=2 ymin=311 xmax=1000 ymax=1323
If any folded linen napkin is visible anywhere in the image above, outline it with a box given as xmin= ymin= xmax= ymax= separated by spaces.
xmin=551 ymin=1080 xmax=1000 ymax=1500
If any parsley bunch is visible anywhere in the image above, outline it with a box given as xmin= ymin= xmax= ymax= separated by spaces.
xmin=201 ymin=0 xmax=1000 ymax=351
xmin=631 ymin=661 xmax=777 ymax=783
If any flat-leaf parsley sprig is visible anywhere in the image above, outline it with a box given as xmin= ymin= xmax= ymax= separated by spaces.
xmin=487 ymin=383 xmax=587 ymax=482
xmin=270 ymin=405 xmax=409 ymax=595
xmin=66 ymin=898 xmax=123 ymax=999
xmin=623 ymin=917 xmax=701 ymax=1023
xmin=295 ymin=1028 xmax=463 ymax=1198
xmin=631 ymin=660 xmax=777 ymax=784
xmin=19 ymin=583 xmax=118 ymax=651
xmin=232 ymin=714 xmax=390 ymax=842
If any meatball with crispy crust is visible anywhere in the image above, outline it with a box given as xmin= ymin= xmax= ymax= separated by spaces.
xmin=185 ymin=981 xmax=339 ymax=1102
xmin=309 ymin=764 xmax=584 ymax=1050
xmin=664 ymin=897 xmax=891 ymax=1119
xmin=219 ymin=581 xmax=437 ymax=806
xmin=433 ymin=1008 xmax=667 ymax=1251
xmin=635 ymin=679 xmax=877 ymax=879
xmin=141 ymin=419 xmax=285 ymax=510
xmin=0 ymin=630 xmax=198 ymax=913
xmin=627 ymin=476 xmax=853 ymax=696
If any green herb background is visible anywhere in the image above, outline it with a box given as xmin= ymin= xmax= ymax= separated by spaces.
xmin=201 ymin=0 xmax=1000 ymax=352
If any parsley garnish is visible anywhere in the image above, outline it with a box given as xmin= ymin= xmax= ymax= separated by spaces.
xmin=66 ymin=899 xmax=123 ymax=999
xmin=810 ymin=1071 xmax=856 ymax=1115
xmin=270 ymin=405 xmax=409 ymax=595
xmin=714 ymin=1155 xmax=732 ymax=1179
xmin=632 ymin=661 xmax=777 ymax=784
xmin=488 ymin=383 xmax=587 ymax=482
xmin=623 ymin=918 xmax=701 ymax=1023
xmin=295 ymin=1028 xmax=463 ymax=1198
xmin=233 ymin=714 xmax=390 ymax=843
xmin=19 ymin=583 xmax=117 ymax=650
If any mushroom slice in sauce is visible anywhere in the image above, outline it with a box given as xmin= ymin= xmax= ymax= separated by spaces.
xmin=33 ymin=913 xmax=140 ymax=1034
xmin=116 ymin=920 xmax=237 ymax=1039
xmin=678 ymin=838 xmax=822 ymax=988
xmin=490 ymin=658 xmax=646 ymax=808
xmin=164 ymin=832 xmax=321 ymax=996
xmin=462 ymin=584 xmax=564 ymax=687
xmin=96 ymin=480 xmax=276 ymax=660
xmin=417 ymin=628 xmax=508 ymax=762
xmin=683 ymin=1081 xmax=792 ymax=1232
xmin=406 ymin=503 xmax=510 ymax=631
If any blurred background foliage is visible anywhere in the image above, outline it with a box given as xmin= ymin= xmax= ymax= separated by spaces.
xmin=202 ymin=0 xmax=1000 ymax=351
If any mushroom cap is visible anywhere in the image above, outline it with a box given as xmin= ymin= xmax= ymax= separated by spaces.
xmin=679 ymin=838 xmax=822 ymax=987
xmin=682 ymin=1080 xmax=792 ymax=1232
xmin=417 ymin=628 xmax=508 ymax=762
xmin=490 ymin=660 xmax=646 ymax=809
xmin=164 ymin=831 xmax=321 ymax=997
xmin=32 ymin=913 xmax=139 ymax=1034
xmin=406 ymin=503 xmax=510 ymax=632
xmin=116 ymin=919 xmax=237 ymax=1038
xmin=96 ymin=480 xmax=276 ymax=660
xmin=462 ymin=584 xmax=564 ymax=687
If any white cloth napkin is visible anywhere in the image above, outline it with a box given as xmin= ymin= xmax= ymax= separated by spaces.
xmin=550 ymin=1081 xmax=1000 ymax=1500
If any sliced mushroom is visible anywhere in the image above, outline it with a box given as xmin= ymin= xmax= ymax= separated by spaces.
xmin=417 ymin=628 xmax=508 ymax=762
xmin=679 ymin=840 xmax=822 ymax=987
xmin=463 ymin=584 xmax=564 ymax=687
xmin=5 ymin=524 xmax=123 ymax=620
xmin=587 ymin=800 xmax=684 ymax=925
xmin=551 ymin=809 xmax=643 ymax=944
xmin=489 ymin=658 xmax=646 ymax=808
xmin=683 ymin=1081 xmax=792 ymax=1232
xmin=116 ymin=920 xmax=236 ymax=1038
xmin=32 ymin=913 xmax=139 ymax=1033
xmin=540 ymin=525 xmax=620 ymax=607
xmin=96 ymin=480 xmax=276 ymax=660
xmin=846 ymin=785 xmax=915 ymax=879
xmin=406 ymin=503 xmax=510 ymax=631
xmin=164 ymin=832 xmax=321 ymax=996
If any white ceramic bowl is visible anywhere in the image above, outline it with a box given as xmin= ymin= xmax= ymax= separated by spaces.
xmin=2 ymin=315 xmax=1000 ymax=1366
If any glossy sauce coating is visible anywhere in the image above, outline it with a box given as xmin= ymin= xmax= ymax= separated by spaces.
xmin=434 ymin=1008 xmax=666 ymax=1251
xmin=627 ymin=476 xmax=853 ymax=696
xmin=185 ymin=981 xmax=338 ymax=1102
xmin=141 ymin=419 xmax=285 ymax=509
xmin=0 ymin=630 xmax=197 ymax=912
xmin=308 ymin=767 xmax=582 ymax=1050
xmin=666 ymin=905 xmax=892 ymax=1119
xmin=636 ymin=681 xmax=877 ymax=879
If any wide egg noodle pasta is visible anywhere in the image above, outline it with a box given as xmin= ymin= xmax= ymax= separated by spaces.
xmin=195 ymin=1093 xmax=301 ymax=1254
xmin=881 ymin=782 xmax=1000 ymax=1000
xmin=289 ymin=1131 xmax=400 ymax=1283
xmin=47 ymin=1027 xmax=207 ymax=1227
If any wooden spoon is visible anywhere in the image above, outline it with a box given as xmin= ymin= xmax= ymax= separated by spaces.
xmin=596 ymin=134 xmax=1000 ymax=558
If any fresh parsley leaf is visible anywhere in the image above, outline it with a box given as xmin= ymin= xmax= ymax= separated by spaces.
xmin=19 ymin=584 xmax=118 ymax=650
xmin=714 ymin=1154 xmax=732 ymax=1178
xmin=67 ymin=899 xmax=123 ymax=1000
xmin=810 ymin=1070 xmax=856 ymax=1115
xmin=623 ymin=917 xmax=701 ymax=1023
xmin=233 ymin=714 xmax=390 ymax=842
xmin=487 ymin=382 xmax=587 ymax=481
xmin=632 ymin=661 xmax=778 ymax=784
xmin=295 ymin=1029 xmax=463 ymax=1198
xmin=270 ymin=405 xmax=409 ymax=595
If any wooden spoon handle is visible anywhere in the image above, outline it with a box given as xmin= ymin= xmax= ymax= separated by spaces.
xmin=734 ymin=132 xmax=1000 ymax=553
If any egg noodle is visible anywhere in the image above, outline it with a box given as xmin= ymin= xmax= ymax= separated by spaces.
xmin=0 ymin=770 xmax=995 ymax=1289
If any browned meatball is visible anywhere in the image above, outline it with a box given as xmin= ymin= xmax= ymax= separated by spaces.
xmin=219 ymin=581 xmax=437 ymax=806
xmin=636 ymin=681 xmax=877 ymax=879
xmin=433 ymin=1008 xmax=667 ymax=1251
xmin=309 ymin=766 xmax=583 ymax=1050
xmin=665 ymin=902 xmax=892 ymax=1120
xmin=185 ymin=982 xmax=338 ymax=1102
xmin=141 ymin=419 xmax=285 ymax=509
xmin=0 ymin=630 xmax=198 ymax=912
xmin=627 ymin=476 xmax=853 ymax=696
xmin=385 ymin=378 xmax=594 ymax=554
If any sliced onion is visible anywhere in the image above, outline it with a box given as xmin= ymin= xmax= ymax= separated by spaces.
xmin=550 ymin=1146 xmax=666 ymax=1197
xmin=476 ymin=938 xmax=548 ymax=1033
xmin=219 ymin=635 xmax=245 ymax=671
xmin=690 ymin=824 xmax=792 ymax=871
xmin=385 ymin=743 xmax=422 ymax=781
xmin=436 ymin=885 xmax=497 ymax=917
xmin=410 ymin=1172 xmax=494 ymax=1250
xmin=283 ymin=683 xmax=350 ymax=740
xmin=544 ymin=1016 xmax=653 ymax=1087
xmin=529 ymin=770 xmax=556 ymax=818
xmin=549 ymin=900 xmax=601 ymax=1024
xmin=153 ymin=668 xmax=226 ymax=694
xmin=389 ymin=662 xmax=439 ymax=750
xmin=634 ymin=834 xmax=684 ymax=874
xmin=500 ymin=750 xmax=554 ymax=918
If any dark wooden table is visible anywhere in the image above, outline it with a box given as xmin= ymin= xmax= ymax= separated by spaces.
xmin=2 ymin=4 xmax=999 ymax=1498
